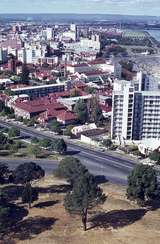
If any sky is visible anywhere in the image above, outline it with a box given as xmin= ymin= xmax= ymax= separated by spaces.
xmin=0 ymin=0 xmax=159 ymax=16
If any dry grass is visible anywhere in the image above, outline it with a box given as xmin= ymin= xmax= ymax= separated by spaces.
xmin=1 ymin=176 xmax=160 ymax=244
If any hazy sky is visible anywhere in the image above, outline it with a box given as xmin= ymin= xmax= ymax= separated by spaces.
xmin=0 ymin=0 xmax=159 ymax=16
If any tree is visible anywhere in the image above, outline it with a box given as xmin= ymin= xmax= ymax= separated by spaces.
xmin=55 ymin=156 xmax=88 ymax=185
xmin=64 ymin=125 xmax=74 ymax=137
xmin=26 ymin=117 xmax=36 ymax=127
xmin=88 ymin=96 xmax=103 ymax=124
xmin=4 ymin=89 xmax=15 ymax=96
xmin=13 ymin=162 xmax=45 ymax=208
xmin=50 ymin=120 xmax=62 ymax=134
xmin=28 ymin=144 xmax=41 ymax=158
xmin=149 ymin=150 xmax=160 ymax=164
xmin=64 ymin=173 xmax=106 ymax=231
xmin=52 ymin=139 xmax=67 ymax=155
xmin=0 ymin=132 xmax=8 ymax=145
xmin=39 ymin=138 xmax=52 ymax=148
xmin=0 ymin=163 xmax=9 ymax=184
xmin=8 ymin=127 xmax=20 ymax=138
xmin=0 ymin=190 xmax=10 ymax=231
xmin=127 ymin=164 xmax=159 ymax=204
xmin=85 ymin=87 xmax=96 ymax=94
xmin=31 ymin=137 xmax=39 ymax=144
xmin=22 ymin=184 xmax=38 ymax=205
xmin=74 ymin=100 xmax=88 ymax=124
xmin=0 ymin=100 xmax=5 ymax=113
xmin=0 ymin=106 xmax=14 ymax=116
xmin=20 ymin=64 xmax=30 ymax=84
xmin=70 ymin=88 xmax=80 ymax=97
xmin=103 ymin=139 xmax=112 ymax=148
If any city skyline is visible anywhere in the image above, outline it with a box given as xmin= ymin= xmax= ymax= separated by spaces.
xmin=0 ymin=0 xmax=159 ymax=16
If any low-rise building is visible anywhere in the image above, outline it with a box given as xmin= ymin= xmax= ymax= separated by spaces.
xmin=11 ymin=83 xmax=65 ymax=98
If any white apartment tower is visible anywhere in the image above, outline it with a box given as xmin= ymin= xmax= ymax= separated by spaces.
xmin=111 ymin=73 xmax=160 ymax=142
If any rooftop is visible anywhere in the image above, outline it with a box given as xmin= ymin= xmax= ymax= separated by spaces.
xmin=11 ymin=83 xmax=66 ymax=92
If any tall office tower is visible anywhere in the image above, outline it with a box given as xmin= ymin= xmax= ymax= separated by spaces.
xmin=46 ymin=27 xmax=54 ymax=40
xmin=111 ymin=76 xmax=160 ymax=143
xmin=0 ymin=48 xmax=8 ymax=63
xmin=70 ymin=23 xmax=79 ymax=41
xmin=70 ymin=24 xmax=76 ymax=32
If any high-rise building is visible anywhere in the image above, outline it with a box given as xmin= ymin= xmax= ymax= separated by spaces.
xmin=70 ymin=24 xmax=76 ymax=32
xmin=111 ymin=74 xmax=160 ymax=142
xmin=0 ymin=48 xmax=8 ymax=63
xmin=46 ymin=27 xmax=54 ymax=40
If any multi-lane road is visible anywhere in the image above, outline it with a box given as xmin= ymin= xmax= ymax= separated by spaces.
xmin=0 ymin=120 xmax=136 ymax=185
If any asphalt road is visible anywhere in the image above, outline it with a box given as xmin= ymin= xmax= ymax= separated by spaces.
xmin=0 ymin=120 xmax=136 ymax=185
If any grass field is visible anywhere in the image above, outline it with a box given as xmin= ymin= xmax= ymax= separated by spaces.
xmin=1 ymin=176 xmax=160 ymax=244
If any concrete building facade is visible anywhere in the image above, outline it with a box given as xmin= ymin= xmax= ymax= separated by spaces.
xmin=111 ymin=76 xmax=160 ymax=142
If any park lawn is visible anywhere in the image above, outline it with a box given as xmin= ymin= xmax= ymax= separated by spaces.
xmin=1 ymin=176 xmax=160 ymax=244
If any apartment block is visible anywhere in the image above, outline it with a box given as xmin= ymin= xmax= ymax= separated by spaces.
xmin=111 ymin=75 xmax=160 ymax=142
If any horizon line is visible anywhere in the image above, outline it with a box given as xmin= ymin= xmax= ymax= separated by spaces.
xmin=0 ymin=13 xmax=159 ymax=18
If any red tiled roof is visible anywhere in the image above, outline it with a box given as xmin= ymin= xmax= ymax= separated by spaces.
xmin=14 ymin=97 xmax=66 ymax=114
xmin=89 ymin=59 xmax=106 ymax=65
xmin=49 ymin=91 xmax=70 ymax=99
xmin=57 ymin=111 xmax=77 ymax=122
xmin=100 ymin=104 xmax=112 ymax=113
xmin=81 ymin=70 xmax=108 ymax=76
xmin=38 ymin=109 xmax=59 ymax=122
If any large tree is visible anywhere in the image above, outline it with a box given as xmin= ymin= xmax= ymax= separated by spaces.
xmin=50 ymin=120 xmax=62 ymax=134
xmin=54 ymin=156 xmax=88 ymax=185
xmin=39 ymin=138 xmax=52 ymax=148
xmin=64 ymin=172 xmax=106 ymax=231
xmin=127 ymin=164 xmax=159 ymax=204
xmin=13 ymin=162 xmax=45 ymax=208
xmin=103 ymin=139 xmax=112 ymax=149
xmin=88 ymin=96 xmax=103 ymax=124
xmin=52 ymin=139 xmax=67 ymax=155
xmin=74 ymin=100 xmax=88 ymax=124
xmin=8 ymin=127 xmax=20 ymax=138
xmin=149 ymin=150 xmax=160 ymax=164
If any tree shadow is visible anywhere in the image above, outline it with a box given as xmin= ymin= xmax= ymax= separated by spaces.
xmin=66 ymin=150 xmax=80 ymax=156
xmin=34 ymin=200 xmax=60 ymax=209
xmin=2 ymin=185 xmax=23 ymax=202
xmin=36 ymin=184 xmax=71 ymax=194
xmin=94 ymin=175 xmax=108 ymax=185
xmin=12 ymin=216 xmax=57 ymax=241
xmin=89 ymin=209 xmax=147 ymax=230
xmin=0 ymin=204 xmax=28 ymax=238
xmin=0 ymin=238 xmax=16 ymax=244
xmin=144 ymin=199 xmax=160 ymax=211
xmin=8 ymin=204 xmax=28 ymax=225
